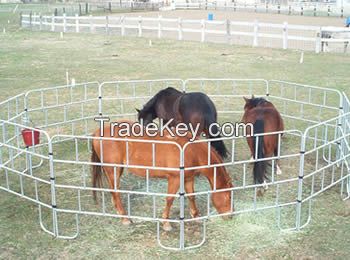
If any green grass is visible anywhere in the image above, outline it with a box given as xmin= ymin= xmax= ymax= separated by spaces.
xmin=0 ymin=10 xmax=350 ymax=259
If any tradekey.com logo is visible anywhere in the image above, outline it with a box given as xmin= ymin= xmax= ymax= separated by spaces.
xmin=94 ymin=117 xmax=254 ymax=142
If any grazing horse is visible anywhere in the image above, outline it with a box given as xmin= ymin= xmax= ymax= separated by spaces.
xmin=91 ymin=120 xmax=233 ymax=231
xmin=136 ymin=87 xmax=228 ymax=158
xmin=242 ymin=96 xmax=284 ymax=186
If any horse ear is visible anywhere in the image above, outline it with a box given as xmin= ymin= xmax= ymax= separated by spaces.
xmin=243 ymin=97 xmax=249 ymax=103
xmin=135 ymin=108 xmax=141 ymax=113
xmin=251 ymin=94 xmax=255 ymax=99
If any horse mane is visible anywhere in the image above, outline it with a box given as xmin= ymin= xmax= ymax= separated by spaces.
xmin=140 ymin=87 xmax=182 ymax=114
xmin=249 ymin=97 xmax=269 ymax=107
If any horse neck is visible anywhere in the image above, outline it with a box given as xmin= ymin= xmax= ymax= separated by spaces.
xmin=202 ymin=166 xmax=231 ymax=191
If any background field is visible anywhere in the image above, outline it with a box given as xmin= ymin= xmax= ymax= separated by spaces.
xmin=1 ymin=9 xmax=350 ymax=259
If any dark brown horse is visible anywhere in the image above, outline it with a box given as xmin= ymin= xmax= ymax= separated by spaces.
xmin=91 ymin=120 xmax=233 ymax=231
xmin=242 ymin=96 xmax=284 ymax=186
xmin=136 ymin=87 xmax=228 ymax=158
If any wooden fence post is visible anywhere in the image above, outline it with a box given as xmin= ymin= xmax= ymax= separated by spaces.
xmin=75 ymin=14 xmax=79 ymax=33
xmin=315 ymin=27 xmax=322 ymax=53
xmin=226 ymin=19 xmax=231 ymax=44
xmin=301 ymin=6 xmax=303 ymax=16
xmin=89 ymin=15 xmax=94 ymax=33
xmin=158 ymin=15 xmax=162 ymax=39
xmin=39 ymin=13 xmax=42 ymax=31
xmin=253 ymin=19 xmax=258 ymax=47
xmin=85 ymin=3 xmax=88 ymax=14
xmin=282 ymin=22 xmax=288 ymax=50
xmin=278 ymin=5 xmax=280 ymax=14
xmin=138 ymin=16 xmax=142 ymax=37
xmin=19 ymin=11 xmax=22 ymax=27
xmin=29 ymin=11 xmax=32 ymax=28
xmin=328 ymin=6 xmax=330 ymax=17
xmin=51 ymin=14 xmax=55 ymax=31
xmin=106 ymin=16 xmax=109 ymax=34
xmin=289 ymin=5 xmax=291 ymax=15
xmin=79 ymin=4 xmax=82 ymax=16
xmin=178 ymin=17 xmax=183 ymax=41
xmin=314 ymin=6 xmax=317 ymax=16
xmin=121 ymin=16 xmax=125 ymax=36
xmin=109 ymin=2 xmax=112 ymax=12
xmin=63 ymin=13 xmax=67 ymax=33
xmin=201 ymin=19 xmax=205 ymax=42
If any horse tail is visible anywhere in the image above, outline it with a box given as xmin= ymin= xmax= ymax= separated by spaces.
xmin=253 ymin=119 xmax=266 ymax=184
xmin=91 ymin=143 xmax=103 ymax=203
xmin=205 ymin=115 xmax=228 ymax=159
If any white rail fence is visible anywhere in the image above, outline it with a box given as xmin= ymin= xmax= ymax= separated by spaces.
xmin=172 ymin=1 xmax=350 ymax=17
xmin=20 ymin=13 xmax=350 ymax=53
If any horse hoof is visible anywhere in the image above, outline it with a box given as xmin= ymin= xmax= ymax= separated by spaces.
xmin=190 ymin=213 xmax=201 ymax=223
xmin=163 ymin=222 xmax=172 ymax=232
xmin=121 ymin=218 xmax=132 ymax=226
xmin=276 ymin=167 xmax=282 ymax=175
xmin=263 ymin=180 xmax=268 ymax=190
xmin=257 ymin=188 xmax=265 ymax=197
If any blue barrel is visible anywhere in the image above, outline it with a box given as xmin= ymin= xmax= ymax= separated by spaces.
xmin=208 ymin=13 xmax=214 ymax=21
xmin=346 ymin=17 xmax=350 ymax=27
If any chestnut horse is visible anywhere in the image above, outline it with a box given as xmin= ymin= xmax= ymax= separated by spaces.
xmin=91 ymin=120 xmax=233 ymax=231
xmin=242 ymin=96 xmax=284 ymax=186
xmin=136 ymin=87 xmax=228 ymax=158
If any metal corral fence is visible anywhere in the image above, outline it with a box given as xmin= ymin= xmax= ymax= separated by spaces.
xmin=20 ymin=13 xmax=350 ymax=53
xmin=173 ymin=1 xmax=350 ymax=18
xmin=0 ymin=79 xmax=349 ymax=250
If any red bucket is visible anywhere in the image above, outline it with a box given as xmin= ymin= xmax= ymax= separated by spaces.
xmin=21 ymin=128 xmax=40 ymax=147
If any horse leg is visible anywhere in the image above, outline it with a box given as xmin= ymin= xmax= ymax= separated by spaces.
xmin=185 ymin=177 xmax=200 ymax=219
xmin=105 ymin=167 xmax=131 ymax=225
xmin=162 ymin=176 xmax=180 ymax=232
xmin=247 ymin=137 xmax=255 ymax=163
xmin=274 ymin=148 xmax=282 ymax=175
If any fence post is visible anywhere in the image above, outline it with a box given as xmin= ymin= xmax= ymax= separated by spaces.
xmin=328 ymin=5 xmax=330 ymax=17
xmin=19 ymin=11 xmax=22 ymax=27
xmin=85 ymin=2 xmax=88 ymax=14
xmin=51 ymin=14 xmax=55 ymax=31
xmin=29 ymin=11 xmax=32 ymax=29
xmin=295 ymin=136 xmax=306 ymax=230
xmin=226 ymin=19 xmax=231 ymax=44
xmin=109 ymin=2 xmax=112 ymax=12
xmin=253 ymin=19 xmax=259 ymax=47
xmin=315 ymin=27 xmax=322 ymax=53
xmin=178 ymin=17 xmax=183 ymax=41
xmin=54 ymin=8 xmax=58 ymax=16
xmin=341 ymin=7 xmax=344 ymax=18
xmin=79 ymin=4 xmax=82 ymax=16
xmin=75 ymin=14 xmax=79 ymax=33
xmin=314 ymin=6 xmax=316 ymax=16
xmin=234 ymin=2 xmax=236 ymax=12
xmin=157 ymin=15 xmax=162 ymax=39
xmin=39 ymin=13 xmax=42 ymax=31
xmin=289 ymin=5 xmax=291 ymax=15
xmin=121 ymin=16 xmax=125 ymax=36
xmin=266 ymin=3 xmax=268 ymax=13
xmin=283 ymin=22 xmax=288 ymax=50
xmin=200 ymin=19 xmax=205 ymax=43
xmin=278 ymin=4 xmax=280 ymax=14
xmin=106 ymin=16 xmax=109 ymax=34
xmin=89 ymin=15 xmax=94 ymax=33
xmin=63 ymin=13 xmax=67 ymax=33
xmin=138 ymin=16 xmax=142 ymax=37
xmin=301 ymin=6 xmax=303 ymax=16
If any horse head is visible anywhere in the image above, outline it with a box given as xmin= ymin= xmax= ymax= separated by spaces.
xmin=136 ymin=108 xmax=156 ymax=125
